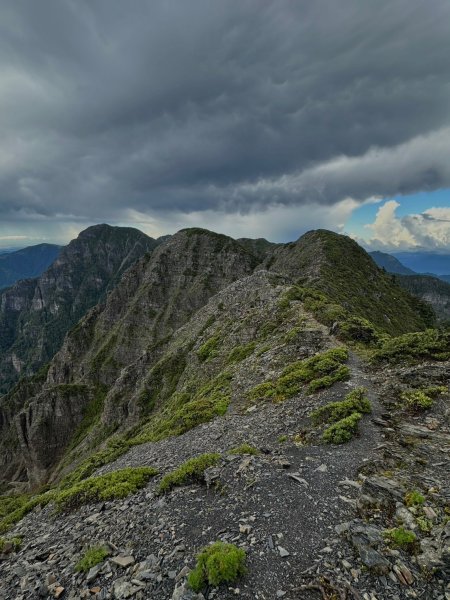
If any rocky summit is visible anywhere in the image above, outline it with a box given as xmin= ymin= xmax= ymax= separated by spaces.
xmin=0 ymin=226 xmax=448 ymax=600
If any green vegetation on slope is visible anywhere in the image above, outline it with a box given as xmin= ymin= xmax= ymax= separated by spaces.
xmin=55 ymin=467 xmax=157 ymax=512
xmin=372 ymin=329 xmax=450 ymax=363
xmin=322 ymin=412 xmax=363 ymax=444
xmin=158 ymin=453 xmax=220 ymax=494
xmin=75 ymin=546 xmax=110 ymax=572
xmin=248 ymin=347 xmax=349 ymax=402
xmin=274 ymin=230 xmax=435 ymax=337
xmin=311 ymin=388 xmax=371 ymax=424
xmin=188 ymin=542 xmax=246 ymax=592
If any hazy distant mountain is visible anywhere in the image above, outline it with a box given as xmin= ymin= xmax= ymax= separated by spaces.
xmin=369 ymin=251 xmax=416 ymax=275
xmin=0 ymin=244 xmax=61 ymax=289
xmin=392 ymin=251 xmax=450 ymax=276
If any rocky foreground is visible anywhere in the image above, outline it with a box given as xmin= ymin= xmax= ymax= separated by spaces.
xmin=1 ymin=354 xmax=449 ymax=600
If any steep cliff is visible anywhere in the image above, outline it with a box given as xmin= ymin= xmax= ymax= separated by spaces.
xmin=0 ymin=224 xmax=157 ymax=394
xmin=1 ymin=229 xmax=260 ymax=486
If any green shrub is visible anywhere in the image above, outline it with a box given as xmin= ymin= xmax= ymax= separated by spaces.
xmin=197 ymin=333 xmax=221 ymax=362
xmin=337 ymin=316 xmax=380 ymax=344
xmin=404 ymin=490 xmax=425 ymax=507
xmin=75 ymin=545 xmax=109 ymax=572
xmin=0 ymin=536 xmax=22 ymax=552
xmin=158 ymin=453 xmax=220 ymax=494
xmin=248 ymin=347 xmax=349 ymax=402
xmin=401 ymin=390 xmax=433 ymax=410
xmin=311 ymin=388 xmax=371 ymax=424
xmin=188 ymin=542 xmax=246 ymax=591
xmin=372 ymin=329 xmax=450 ymax=364
xmin=322 ymin=412 xmax=362 ymax=444
xmin=401 ymin=385 xmax=447 ymax=411
xmin=227 ymin=342 xmax=256 ymax=364
xmin=384 ymin=527 xmax=417 ymax=551
xmin=228 ymin=444 xmax=259 ymax=456
xmin=55 ymin=467 xmax=157 ymax=512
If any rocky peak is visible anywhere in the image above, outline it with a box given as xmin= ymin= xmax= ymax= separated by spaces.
xmin=0 ymin=225 xmax=157 ymax=394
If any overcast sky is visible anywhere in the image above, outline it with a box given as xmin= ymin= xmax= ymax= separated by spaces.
xmin=1 ymin=0 xmax=450 ymax=250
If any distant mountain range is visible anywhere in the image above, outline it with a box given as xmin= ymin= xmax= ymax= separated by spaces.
xmin=0 ymin=244 xmax=61 ymax=289
xmin=370 ymin=250 xmax=450 ymax=322
xmin=391 ymin=251 xmax=450 ymax=276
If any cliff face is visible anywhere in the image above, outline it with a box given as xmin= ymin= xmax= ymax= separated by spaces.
xmin=1 ymin=229 xmax=259 ymax=486
xmin=0 ymin=224 xmax=157 ymax=394
xmin=0 ymin=227 xmax=435 ymax=489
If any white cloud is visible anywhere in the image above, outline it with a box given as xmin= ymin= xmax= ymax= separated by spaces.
xmin=125 ymin=198 xmax=359 ymax=243
xmin=357 ymin=200 xmax=450 ymax=251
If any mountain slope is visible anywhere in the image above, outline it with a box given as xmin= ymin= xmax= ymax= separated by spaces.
xmin=395 ymin=274 xmax=450 ymax=322
xmin=0 ymin=227 xmax=434 ymax=491
xmin=0 ymin=224 xmax=157 ymax=394
xmin=0 ymin=229 xmax=260 ymax=486
xmin=369 ymin=250 xmax=415 ymax=275
xmin=0 ymin=244 xmax=61 ymax=289
xmin=269 ymin=230 xmax=434 ymax=335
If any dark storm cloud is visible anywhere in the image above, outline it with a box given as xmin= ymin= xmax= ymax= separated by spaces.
xmin=1 ymin=0 xmax=450 ymax=225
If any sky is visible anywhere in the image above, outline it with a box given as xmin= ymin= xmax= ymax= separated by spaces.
xmin=1 ymin=1 xmax=450 ymax=251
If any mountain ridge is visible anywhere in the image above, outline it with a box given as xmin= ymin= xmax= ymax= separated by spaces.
xmin=0 ymin=224 xmax=157 ymax=394
xmin=0 ymin=226 xmax=434 ymax=491
xmin=0 ymin=225 xmax=448 ymax=600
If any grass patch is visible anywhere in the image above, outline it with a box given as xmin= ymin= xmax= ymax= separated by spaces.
xmin=59 ymin=435 xmax=131 ymax=489
xmin=0 ymin=536 xmax=22 ymax=552
xmin=158 ymin=453 xmax=220 ymax=494
xmin=383 ymin=527 xmax=417 ymax=551
xmin=197 ymin=333 xmax=222 ymax=362
xmin=248 ymin=347 xmax=349 ymax=403
xmin=310 ymin=388 xmax=371 ymax=425
xmin=131 ymin=372 xmax=231 ymax=446
xmin=0 ymin=495 xmax=29 ymax=520
xmin=188 ymin=542 xmax=246 ymax=592
xmin=75 ymin=545 xmax=110 ymax=572
xmin=372 ymin=329 xmax=450 ymax=364
xmin=0 ymin=491 xmax=55 ymax=534
xmin=55 ymin=467 xmax=157 ymax=512
xmin=400 ymin=386 xmax=446 ymax=411
xmin=228 ymin=444 xmax=259 ymax=456
xmin=404 ymin=490 xmax=425 ymax=507
xmin=322 ymin=412 xmax=362 ymax=444
xmin=227 ymin=342 xmax=256 ymax=364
